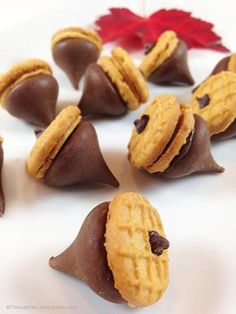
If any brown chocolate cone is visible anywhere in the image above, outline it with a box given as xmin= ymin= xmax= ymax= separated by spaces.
xmin=148 ymin=40 xmax=194 ymax=86
xmin=212 ymin=119 xmax=236 ymax=141
xmin=193 ymin=56 xmax=230 ymax=93
xmin=49 ymin=202 xmax=124 ymax=303
xmin=0 ymin=141 xmax=5 ymax=216
xmin=211 ymin=56 xmax=230 ymax=75
xmin=52 ymin=38 xmax=100 ymax=89
xmin=4 ymin=74 xmax=58 ymax=128
xmin=164 ymin=115 xmax=224 ymax=178
xmin=44 ymin=121 xmax=119 ymax=187
xmin=79 ymin=64 xmax=127 ymax=117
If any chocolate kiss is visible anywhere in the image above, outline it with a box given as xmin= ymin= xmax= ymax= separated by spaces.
xmin=44 ymin=121 xmax=119 ymax=187
xmin=148 ymin=40 xmax=194 ymax=86
xmin=49 ymin=202 xmax=124 ymax=303
xmin=5 ymin=74 xmax=58 ymax=127
xmin=79 ymin=64 xmax=127 ymax=117
xmin=193 ymin=56 xmax=230 ymax=93
xmin=211 ymin=56 xmax=230 ymax=75
xmin=164 ymin=115 xmax=224 ymax=178
xmin=0 ymin=142 xmax=5 ymax=216
xmin=52 ymin=38 xmax=100 ymax=89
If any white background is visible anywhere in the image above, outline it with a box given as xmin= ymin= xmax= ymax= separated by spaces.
xmin=0 ymin=1 xmax=235 ymax=314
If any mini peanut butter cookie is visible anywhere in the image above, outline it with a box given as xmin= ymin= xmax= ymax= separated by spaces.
xmin=128 ymin=95 xmax=223 ymax=178
xmin=49 ymin=192 xmax=169 ymax=307
xmin=128 ymin=95 xmax=181 ymax=168
xmin=52 ymin=27 xmax=102 ymax=89
xmin=51 ymin=27 xmax=102 ymax=51
xmin=98 ymin=47 xmax=149 ymax=110
xmin=140 ymin=31 xmax=194 ymax=86
xmin=111 ymin=47 xmax=148 ymax=104
xmin=27 ymin=106 xmax=119 ymax=187
xmin=27 ymin=106 xmax=81 ymax=178
xmin=0 ymin=59 xmax=58 ymax=127
xmin=140 ymin=31 xmax=178 ymax=78
xmin=105 ymin=192 xmax=169 ymax=307
xmin=192 ymin=71 xmax=236 ymax=137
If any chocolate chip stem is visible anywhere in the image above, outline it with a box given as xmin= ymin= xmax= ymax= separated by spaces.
xmin=148 ymin=231 xmax=169 ymax=256
xmin=134 ymin=114 xmax=149 ymax=134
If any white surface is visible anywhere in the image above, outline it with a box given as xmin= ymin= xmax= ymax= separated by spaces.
xmin=0 ymin=1 xmax=236 ymax=314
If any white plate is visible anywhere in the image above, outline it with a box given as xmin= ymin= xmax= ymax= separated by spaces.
xmin=0 ymin=2 xmax=236 ymax=314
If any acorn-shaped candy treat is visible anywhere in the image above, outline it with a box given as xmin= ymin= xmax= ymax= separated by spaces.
xmin=0 ymin=137 xmax=5 ymax=216
xmin=0 ymin=59 xmax=58 ymax=128
xmin=192 ymin=71 xmax=236 ymax=140
xmin=49 ymin=192 xmax=169 ymax=307
xmin=51 ymin=27 xmax=102 ymax=89
xmin=140 ymin=31 xmax=194 ymax=86
xmin=26 ymin=106 xmax=119 ymax=187
xmin=128 ymin=95 xmax=224 ymax=179
xmin=79 ymin=47 xmax=149 ymax=117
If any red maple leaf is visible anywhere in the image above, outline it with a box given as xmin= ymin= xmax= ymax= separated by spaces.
xmin=95 ymin=8 xmax=229 ymax=52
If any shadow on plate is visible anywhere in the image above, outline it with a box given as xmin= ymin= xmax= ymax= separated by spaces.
xmin=10 ymin=242 xmax=225 ymax=314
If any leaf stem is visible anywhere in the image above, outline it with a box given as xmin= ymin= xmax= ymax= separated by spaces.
xmin=141 ymin=0 xmax=147 ymax=17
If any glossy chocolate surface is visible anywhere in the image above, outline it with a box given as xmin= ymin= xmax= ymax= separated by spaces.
xmin=5 ymin=74 xmax=58 ymax=127
xmin=164 ymin=115 xmax=224 ymax=178
xmin=49 ymin=202 xmax=124 ymax=303
xmin=79 ymin=64 xmax=127 ymax=117
xmin=44 ymin=121 xmax=119 ymax=187
xmin=52 ymin=38 xmax=100 ymax=89
xmin=148 ymin=40 xmax=194 ymax=86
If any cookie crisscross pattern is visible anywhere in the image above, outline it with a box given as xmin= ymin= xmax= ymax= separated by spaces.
xmin=192 ymin=71 xmax=236 ymax=135
xmin=105 ymin=193 xmax=169 ymax=307
xmin=140 ymin=30 xmax=179 ymax=78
